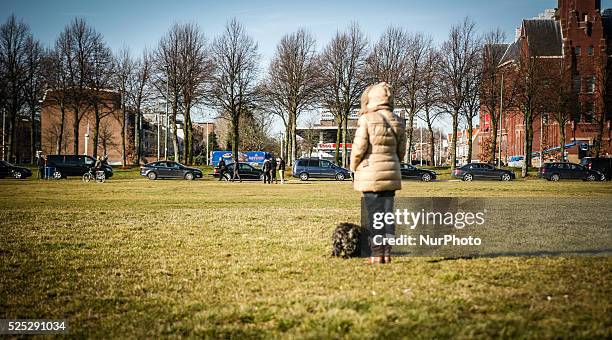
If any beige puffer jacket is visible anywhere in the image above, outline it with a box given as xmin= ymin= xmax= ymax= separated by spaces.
xmin=350 ymin=82 xmax=407 ymax=192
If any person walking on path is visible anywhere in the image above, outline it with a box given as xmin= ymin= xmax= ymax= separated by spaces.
xmin=270 ymin=156 xmax=278 ymax=184
xmin=350 ymin=82 xmax=406 ymax=265
xmin=262 ymin=158 xmax=271 ymax=184
xmin=218 ymin=158 xmax=227 ymax=181
xmin=36 ymin=152 xmax=45 ymax=179
xmin=278 ymin=157 xmax=286 ymax=184
xmin=231 ymin=162 xmax=242 ymax=182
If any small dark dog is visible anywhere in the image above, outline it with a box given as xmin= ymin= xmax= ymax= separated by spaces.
xmin=331 ymin=222 xmax=363 ymax=258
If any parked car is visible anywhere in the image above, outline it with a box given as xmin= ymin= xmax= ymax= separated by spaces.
xmin=579 ymin=157 xmax=611 ymax=180
xmin=400 ymin=163 xmax=437 ymax=182
xmin=538 ymin=162 xmax=604 ymax=181
xmin=140 ymin=161 xmax=203 ymax=180
xmin=452 ymin=163 xmax=515 ymax=181
xmin=0 ymin=160 xmax=32 ymax=179
xmin=212 ymin=162 xmax=264 ymax=181
xmin=46 ymin=155 xmax=113 ymax=179
xmin=292 ymin=158 xmax=351 ymax=181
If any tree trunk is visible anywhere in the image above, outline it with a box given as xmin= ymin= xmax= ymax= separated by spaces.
xmin=171 ymin=100 xmax=179 ymax=162
xmin=183 ymin=107 xmax=190 ymax=164
xmin=594 ymin=116 xmax=604 ymax=158
xmin=56 ymin=106 xmax=65 ymax=154
xmin=93 ymin=105 xmax=100 ymax=159
xmin=466 ymin=117 xmax=474 ymax=164
xmin=521 ymin=110 xmax=532 ymax=177
xmin=428 ymin=125 xmax=435 ymax=166
xmin=186 ymin=108 xmax=193 ymax=165
xmin=135 ymin=110 xmax=141 ymax=165
xmin=406 ymin=112 xmax=415 ymax=163
xmin=334 ymin=115 xmax=342 ymax=165
xmin=284 ymin=123 xmax=290 ymax=164
xmin=489 ymin=117 xmax=498 ymax=164
xmin=232 ymin=114 xmax=239 ymax=164
xmin=291 ymin=115 xmax=297 ymax=164
xmin=30 ymin=106 xmax=36 ymax=163
xmin=342 ymin=113 xmax=348 ymax=167
xmin=559 ymin=121 xmax=566 ymax=161
xmin=450 ymin=109 xmax=459 ymax=170
xmin=8 ymin=109 xmax=17 ymax=163
xmin=73 ymin=109 xmax=79 ymax=155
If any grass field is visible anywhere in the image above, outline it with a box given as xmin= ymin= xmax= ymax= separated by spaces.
xmin=1 ymin=170 xmax=611 ymax=338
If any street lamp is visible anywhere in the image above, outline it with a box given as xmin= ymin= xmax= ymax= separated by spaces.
xmin=84 ymin=123 xmax=90 ymax=156
xmin=1 ymin=108 xmax=5 ymax=161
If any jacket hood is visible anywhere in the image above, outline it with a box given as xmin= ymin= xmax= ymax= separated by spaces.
xmin=366 ymin=82 xmax=393 ymax=112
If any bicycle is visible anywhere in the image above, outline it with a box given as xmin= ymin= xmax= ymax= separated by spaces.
xmin=82 ymin=168 xmax=106 ymax=183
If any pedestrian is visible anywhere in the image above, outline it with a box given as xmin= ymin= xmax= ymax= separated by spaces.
xmin=278 ymin=157 xmax=286 ymax=184
xmin=218 ymin=158 xmax=226 ymax=181
xmin=270 ymin=156 xmax=278 ymax=184
xmin=231 ymin=161 xmax=242 ymax=182
xmin=36 ymin=152 xmax=45 ymax=179
xmin=262 ymin=158 xmax=271 ymax=184
xmin=350 ymin=82 xmax=406 ymax=265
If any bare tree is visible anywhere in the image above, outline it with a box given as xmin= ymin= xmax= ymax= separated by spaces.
xmin=461 ymin=51 xmax=482 ymax=164
xmin=88 ymin=33 xmax=115 ymax=159
xmin=319 ymin=23 xmax=368 ymax=167
xmin=512 ymin=43 xmax=549 ymax=177
xmin=398 ymin=33 xmax=432 ymax=163
xmin=177 ymin=23 xmax=211 ymax=165
xmin=438 ymin=17 xmax=480 ymax=170
xmin=209 ymin=18 xmax=259 ymax=166
xmin=128 ymin=50 xmax=153 ymax=165
xmin=0 ymin=15 xmax=30 ymax=163
xmin=417 ymin=47 xmax=443 ymax=166
xmin=42 ymin=47 xmax=69 ymax=154
xmin=545 ymin=57 xmax=577 ymax=161
xmin=57 ymin=18 xmax=98 ymax=155
xmin=593 ymin=48 xmax=611 ymax=157
xmin=260 ymin=29 xmax=318 ymax=165
xmin=154 ymin=24 xmax=183 ymax=162
xmin=23 ymin=35 xmax=44 ymax=162
xmin=114 ymin=48 xmax=134 ymax=165
xmin=480 ymin=29 xmax=509 ymax=163
xmin=366 ymin=26 xmax=410 ymax=97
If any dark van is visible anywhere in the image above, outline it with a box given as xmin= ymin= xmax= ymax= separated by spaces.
xmin=580 ymin=157 xmax=611 ymax=180
xmin=292 ymin=158 xmax=351 ymax=181
xmin=46 ymin=155 xmax=113 ymax=179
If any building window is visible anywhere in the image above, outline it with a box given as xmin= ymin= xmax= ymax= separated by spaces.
xmin=588 ymin=46 xmax=594 ymax=56
xmin=573 ymin=76 xmax=581 ymax=93
xmin=574 ymin=46 xmax=581 ymax=56
xmin=586 ymin=76 xmax=595 ymax=93
xmin=583 ymin=102 xmax=594 ymax=123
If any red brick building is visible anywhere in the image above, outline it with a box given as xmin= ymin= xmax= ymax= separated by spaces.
xmin=480 ymin=0 xmax=612 ymax=164
xmin=40 ymin=89 xmax=127 ymax=164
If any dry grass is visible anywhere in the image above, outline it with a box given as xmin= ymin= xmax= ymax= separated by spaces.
xmin=1 ymin=173 xmax=611 ymax=338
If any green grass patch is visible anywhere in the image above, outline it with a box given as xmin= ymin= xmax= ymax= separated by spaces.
xmin=1 ymin=173 xmax=611 ymax=338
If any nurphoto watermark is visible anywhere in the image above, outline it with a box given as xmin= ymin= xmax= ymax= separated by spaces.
xmin=361 ymin=197 xmax=612 ymax=257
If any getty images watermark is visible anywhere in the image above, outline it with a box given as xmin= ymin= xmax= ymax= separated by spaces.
xmin=371 ymin=208 xmax=485 ymax=246
xmin=360 ymin=197 xmax=612 ymax=257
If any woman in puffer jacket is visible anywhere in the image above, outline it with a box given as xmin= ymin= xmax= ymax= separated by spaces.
xmin=350 ymin=82 xmax=407 ymax=264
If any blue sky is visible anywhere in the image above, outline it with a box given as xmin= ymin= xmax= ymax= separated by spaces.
xmin=5 ymin=0 xmax=611 ymax=64
xmin=2 ymin=0 xmax=611 ymax=128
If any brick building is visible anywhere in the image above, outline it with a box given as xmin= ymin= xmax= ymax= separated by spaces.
xmin=479 ymin=0 xmax=612 ymax=164
xmin=40 ymin=89 xmax=127 ymax=164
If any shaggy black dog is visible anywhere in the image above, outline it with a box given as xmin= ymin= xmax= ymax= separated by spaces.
xmin=331 ymin=222 xmax=364 ymax=258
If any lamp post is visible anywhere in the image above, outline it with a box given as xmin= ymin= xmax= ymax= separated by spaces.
xmin=206 ymin=122 xmax=209 ymax=165
xmin=498 ymin=73 xmax=504 ymax=167
xmin=1 ymin=108 xmax=5 ymax=161
xmin=419 ymin=124 xmax=423 ymax=166
xmin=156 ymin=109 xmax=160 ymax=161
xmin=84 ymin=123 xmax=90 ymax=156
